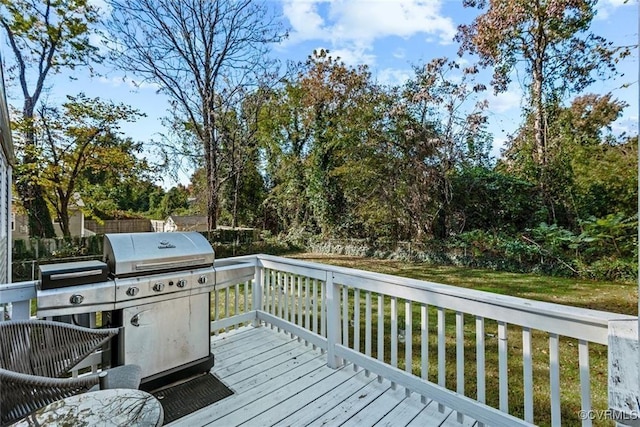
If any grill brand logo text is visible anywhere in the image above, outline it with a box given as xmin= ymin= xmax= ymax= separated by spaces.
xmin=158 ymin=240 xmax=176 ymax=249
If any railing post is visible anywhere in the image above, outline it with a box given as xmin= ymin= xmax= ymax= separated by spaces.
xmin=608 ymin=318 xmax=640 ymax=426
xmin=326 ymin=272 xmax=342 ymax=369
xmin=252 ymin=262 xmax=263 ymax=328
xmin=11 ymin=301 xmax=30 ymax=320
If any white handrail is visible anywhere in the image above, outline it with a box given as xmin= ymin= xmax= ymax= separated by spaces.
xmin=1 ymin=254 xmax=636 ymax=426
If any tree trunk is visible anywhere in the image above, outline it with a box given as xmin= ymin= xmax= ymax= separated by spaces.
xmin=232 ymin=171 xmax=240 ymax=229
xmin=205 ymin=134 xmax=218 ymax=232
xmin=18 ymin=99 xmax=56 ymax=238
xmin=532 ymin=61 xmax=546 ymax=167
xmin=59 ymin=201 xmax=70 ymax=238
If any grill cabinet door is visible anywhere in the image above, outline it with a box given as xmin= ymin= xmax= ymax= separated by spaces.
xmin=122 ymin=294 xmax=210 ymax=380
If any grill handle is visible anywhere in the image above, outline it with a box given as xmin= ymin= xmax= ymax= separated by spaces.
xmin=50 ymin=269 xmax=105 ymax=281
xmin=134 ymin=258 xmax=208 ymax=272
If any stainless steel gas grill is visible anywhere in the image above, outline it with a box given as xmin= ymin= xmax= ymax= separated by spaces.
xmin=36 ymin=232 xmax=254 ymax=390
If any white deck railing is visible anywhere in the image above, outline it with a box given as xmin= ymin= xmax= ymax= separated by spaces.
xmin=210 ymin=255 xmax=636 ymax=427
xmin=1 ymin=254 xmax=637 ymax=426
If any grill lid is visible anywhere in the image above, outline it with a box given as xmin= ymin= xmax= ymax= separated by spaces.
xmin=104 ymin=232 xmax=214 ymax=277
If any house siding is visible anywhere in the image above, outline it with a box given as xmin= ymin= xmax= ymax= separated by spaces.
xmin=0 ymin=56 xmax=13 ymax=285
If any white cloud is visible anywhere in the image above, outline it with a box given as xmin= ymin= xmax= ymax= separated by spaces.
xmin=376 ymin=68 xmax=413 ymax=86
xmin=393 ymin=48 xmax=406 ymax=59
xmin=595 ymin=0 xmax=634 ymax=20
xmin=611 ymin=115 xmax=639 ymax=137
xmin=329 ymin=46 xmax=377 ymax=66
xmin=487 ymin=85 xmax=523 ymax=114
xmin=282 ymin=1 xmax=327 ymax=43
xmin=492 ymin=136 xmax=507 ymax=159
xmin=88 ymin=0 xmax=110 ymax=13
xmin=281 ymin=0 xmax=456 ymax=63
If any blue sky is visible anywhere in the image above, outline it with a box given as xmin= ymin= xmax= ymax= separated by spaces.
xmin=2 ymin=0 xmax=638 ymax=187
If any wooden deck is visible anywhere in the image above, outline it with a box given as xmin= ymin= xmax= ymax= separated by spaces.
xmin=170 ymin=325 xmax=474 ymax=427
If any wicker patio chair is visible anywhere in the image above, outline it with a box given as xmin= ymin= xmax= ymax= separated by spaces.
xmin=0 ymin=319 xmax=141 ymax=426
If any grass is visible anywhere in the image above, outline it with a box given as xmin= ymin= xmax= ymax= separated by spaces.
xmin=290 ymin=253 xmax=638 ymax=315
xmin=286 ymin=253 xmax=638 ymax=427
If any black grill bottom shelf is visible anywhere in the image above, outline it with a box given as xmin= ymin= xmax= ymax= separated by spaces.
xmin=152 ymin=373 xmax=234 ymax=425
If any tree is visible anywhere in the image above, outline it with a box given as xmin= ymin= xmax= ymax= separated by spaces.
xmin=259 ymin=51 xmax=383 ymax=236
xmin=156 ymin=184 xmax=190 ymax=219
xmin=32 ymin=94 xmax=144 ymax=236
xmin=300 ymin=50 xmax=381 ymax=236
xmin=1 ymin=0 xmax=102 ymax=237
xmin=501 ymin=93 xmax=635 ymax=225
xmin=259 ymin=82 xmax=314 ymax=233
xmin=105 ymin=0 xmax=287 ymax=231
xmin=456 ymin=0 xmax=622 ymax=172
xmin=217 ymin=87 xmax=269 ymax=228
xmin=390 ymin=58 xmax=491 ymax=238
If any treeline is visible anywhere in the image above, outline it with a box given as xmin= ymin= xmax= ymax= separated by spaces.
xmin=3 ymin=0 xmax=635 ymax=280
xmin=206 ymin=53 xmax=635 ymax=280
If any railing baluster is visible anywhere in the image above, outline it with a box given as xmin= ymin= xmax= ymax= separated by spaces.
xmin=284 ymin=274 xmax=290 ymax=329
xmin=456 ymin=311 xmax=464 ymax=423
xmin=326 ymin=273 xmax=341 ymax=368
xmin=498 ymin=321 xmax=509 ymax=413
xmin=476 ymin=316 xmax=485 ymax=427
xmin=320 ymin=280 xmax=326 ymax=345
xmin=277 ymin=272 xmax=283 ymax=332
xmin=437 ymin=307 xmax=445 ymax=412
xmin=523 ymin=327 xmax=533 ymax=423
xmin=287 ymin=274 xmax=293 ymax=323
xmin=579 ymin=339 xmax=592 ymax=427
xmin=234 ymin=284 xmax=239 ymax=326
xmin=421 ymin=304 xmax=428 ymax=404
xmin=263 ymin=269 xmax=269 ymax=313
xmin=365 ymin=291 xmax=372 ymax=377
xmin=354 ymin=289 xmax=360 ymax=371
xmin=252 ymin=269 xmax=261 ymax=328
xmin=224 ymin=286 xmax=229 ymax=331
xmin=312 ymin=279 xmax=319 ymax=336
xmin=305 ymin=277 xmax=310 ymax=335
xmin=244 ymin=279 xmax=249 ymax=314
xmin=342 ymin=285 xmax=349 ymax=348
xmin=290 ymin=274 xmax=296 ymax=327
xmin=405 ymin=300 xmax=412 ymax=397
xmin=391 ymin=296 xmax=398 ymax=389
xmin=214 ymin=287 xmax=219 ymax=335
xmin=550 ymin=333 xmax=561 ymax=426
xmin=296 ymin=276 xmax=304 ymax=328
xmin=270 ymin=270 xmax=276 ymax=320
xmin=377 ymin=294 xmax=384 ymax=383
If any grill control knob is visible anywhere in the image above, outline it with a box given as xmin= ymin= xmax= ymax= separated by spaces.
xmin=198 ymin=275 xmax=207 ymax=285
xmin=153 ymin=282 xmax=165 ymax=292
xmin=69 ymin=294 xmax=84 ymax=305
xmin=176 ymin=279 xmax=187 ymax=288
xmin=126 ymin=287 xmax=139 ymax=297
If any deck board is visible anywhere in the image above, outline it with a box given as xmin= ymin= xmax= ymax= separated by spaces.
xmin=168 ymin=325 xmax=473 ymax=427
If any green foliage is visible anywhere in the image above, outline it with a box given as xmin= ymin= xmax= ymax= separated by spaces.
xmin=2 ymin=0 xmax=103 ymax=238
xmin=26 ymin=94 xmax=149 ymax=235
xmin=450 ymin=167 xmax=543 ymax=233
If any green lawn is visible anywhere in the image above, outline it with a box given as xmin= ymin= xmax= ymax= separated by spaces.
xmin=290 ymin=253 xmax=638 ymax=315
xmin=288 ymin=253 xmax=638 ymax=426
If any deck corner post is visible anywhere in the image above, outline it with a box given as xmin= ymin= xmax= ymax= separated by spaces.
xmin=326 ymin=272 xmax=342 ymax=369
xmin=608 ymin=318 xmax=640 ymax=426
xmin=252 ymin=264 xmax=263 ymax=328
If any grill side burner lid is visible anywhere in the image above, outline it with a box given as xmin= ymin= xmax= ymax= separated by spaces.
xmin=39 ymin=260 xmax=109 ymax=290
xmin=104 ymin=232 xmax=215 ymax=277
